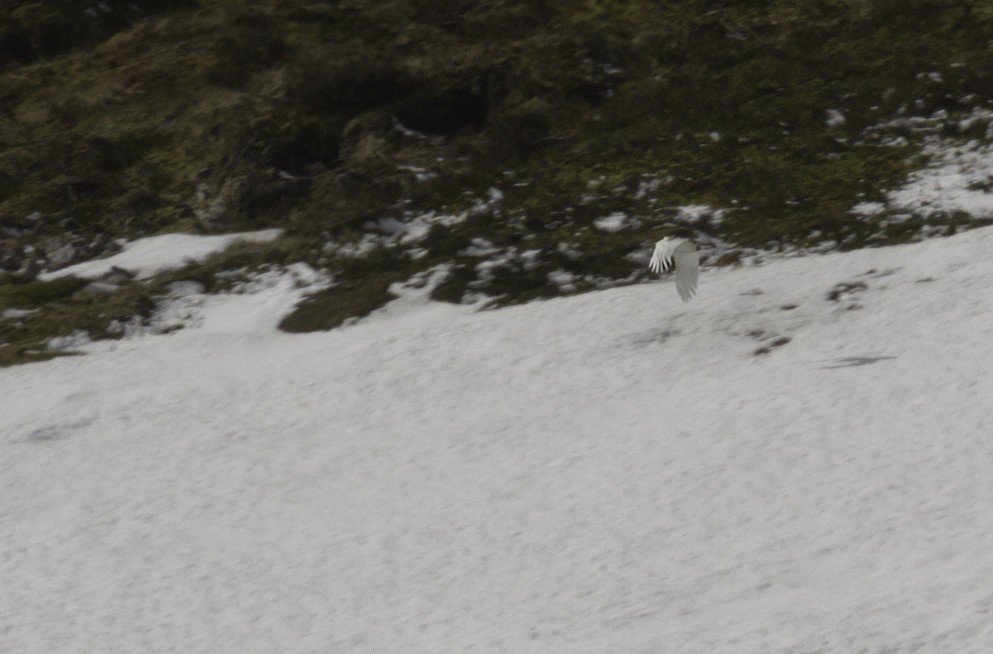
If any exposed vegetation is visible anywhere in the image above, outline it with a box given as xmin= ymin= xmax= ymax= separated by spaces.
xmin=5 ymin=0 xmax=993 ymax=363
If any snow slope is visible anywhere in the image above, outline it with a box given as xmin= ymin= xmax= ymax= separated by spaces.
xmin=3 ymin=226 xmax=993 ymax=653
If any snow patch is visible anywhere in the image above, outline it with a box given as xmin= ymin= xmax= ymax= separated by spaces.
xmin=98 ymin=264 xmax=330 ymax=342
xmin=153 ymin=263 xmax=328 ymax=337
xmin=326 ymin=189 xmax=505 ymax=259
xmin=38 ymin=229 xmax=284 ymax=281
xmin=676 ymin=204 xmax=725 ymax=226
xmin=594 ymin=211 xmax=637 ymax=233
xmin=852 ymin=108 xmax=993 ymax=224
xmin=2 ymin=308 xmax=38 ymax=319
xmin=45 ymin=330 xmax=91 ymax=352
xmin=887 ymin=137 xmax=993 ymax=218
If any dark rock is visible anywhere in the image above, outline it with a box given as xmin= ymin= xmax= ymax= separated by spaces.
xmin=43 ymin=237 xmax=76 ymax=268
xmin=340 ymin=111 xmax=398 ymax=162
xmin=76 ymin=282 xmax=121 ymax=296
xmin=12 ymin=257 xmax=40 ymax=282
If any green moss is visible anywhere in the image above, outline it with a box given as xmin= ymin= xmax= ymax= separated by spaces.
xmin=713 ymin=251 xmax=743 ymax=267
xmin=0 ymin=277 xmax=88 ymax=308
xmin=278 ymin=273 xmax=401 ymax=332
xmin=429 ymin=263 xmax=475 ymax=304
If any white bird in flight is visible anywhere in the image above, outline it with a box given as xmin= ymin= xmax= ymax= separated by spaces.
xmin=648 ymin=236 xmax=699 ymax=302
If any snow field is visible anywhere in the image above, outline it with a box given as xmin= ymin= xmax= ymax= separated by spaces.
xmin=3 ymin=226 xmax=993 ymax=652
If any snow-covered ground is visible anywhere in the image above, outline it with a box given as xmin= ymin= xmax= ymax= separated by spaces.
xmin=3 ymin=218 xmax=993 ymax=652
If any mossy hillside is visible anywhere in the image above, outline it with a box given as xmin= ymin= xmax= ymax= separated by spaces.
xmin=5 ymin=1 xmax=991 ymax=240
xmin=505 ymin=0 xmax=984 ymax=241
xmin=3 ymin=0 xmax=993 ymax=353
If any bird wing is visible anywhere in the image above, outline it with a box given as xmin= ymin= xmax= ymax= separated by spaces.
xmin=672 ymin=242 xmax=699 ymax=302
xmin=648 ymin=238 xmax=679 ymax=273
xmin=649 ymin=238 xmax=699 ymax=301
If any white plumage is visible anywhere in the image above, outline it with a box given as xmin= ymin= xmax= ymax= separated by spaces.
xmin=648 ymin=236 xmax=699 ymax=302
